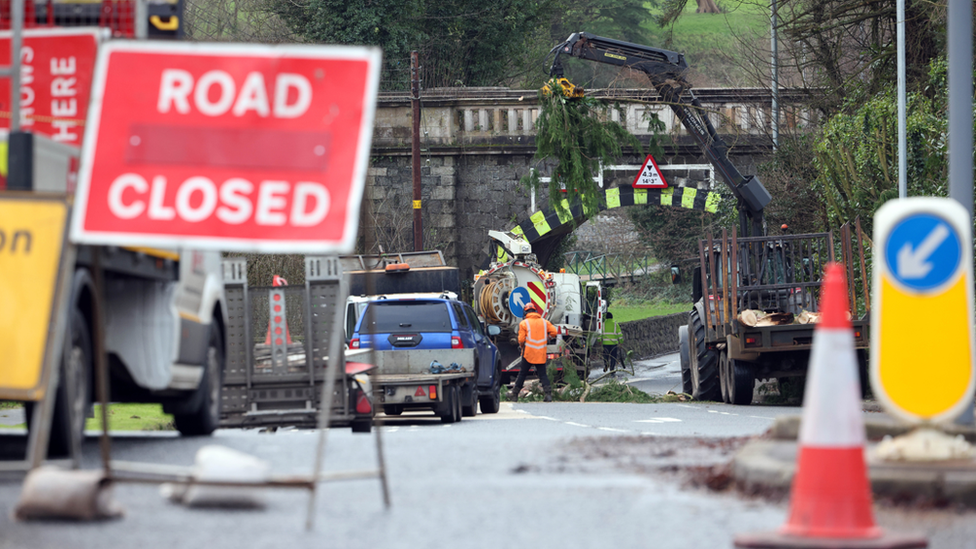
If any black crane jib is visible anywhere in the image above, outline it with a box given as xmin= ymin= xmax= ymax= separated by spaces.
xmin=548 ymin=32 xmax=771 ymax=237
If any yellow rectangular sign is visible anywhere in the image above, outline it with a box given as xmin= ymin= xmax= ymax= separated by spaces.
xmin=0 ymin=195 xmax=70 ymax=401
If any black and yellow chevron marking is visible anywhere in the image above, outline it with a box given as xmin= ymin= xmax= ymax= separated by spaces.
xmin=510 ymin=186 xmax=721 ymax=243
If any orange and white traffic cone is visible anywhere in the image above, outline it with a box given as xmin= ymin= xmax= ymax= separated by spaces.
xmin=735 ymin=263 xmax=927 ymax=549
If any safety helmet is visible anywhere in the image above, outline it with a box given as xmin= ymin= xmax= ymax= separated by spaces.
xmin=523 ymin=303 xmax=538 ymax=315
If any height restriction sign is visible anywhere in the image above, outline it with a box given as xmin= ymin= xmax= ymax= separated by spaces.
xmin=871 ymin=197 xmax=975 ymax=424
xmin=631 ymin=154 xmax=668 ymax=189
xmin=71 ymin=42 xmax=381 ymax=254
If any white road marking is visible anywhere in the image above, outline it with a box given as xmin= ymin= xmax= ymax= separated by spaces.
xmin=748 ymin=415 xmax=776 ymax=420
xmin=634 ymin=417 xmax=682 ymax=424
xmin=537 ymin=416 xmax=559 ymax=421
xmin=676 ymin=404 xmax=698 ymax=409
xmin=598 ymin=427 xmax=630 ymax=433
xmin=565 ymin=422 xmax=590 ymax=427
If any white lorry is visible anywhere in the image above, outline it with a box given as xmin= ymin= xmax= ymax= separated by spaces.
xmin=9 ymin=134 xmax=227 ymax=457
xmin=473 ymin=231 xmax=606 ymax=382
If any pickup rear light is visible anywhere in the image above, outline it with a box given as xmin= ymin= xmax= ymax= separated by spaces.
xmin=428 ymin=385 xmax=438 ymax=400
xmin=350 ymin=338 xmax=360 ymax=349
xmin=355 ymin=390 xmax=372 ymax=414
xmin=451 ymin=336 xmax=463 ymax=349
xmin=745 ymin=336 xmax=759 ymax=347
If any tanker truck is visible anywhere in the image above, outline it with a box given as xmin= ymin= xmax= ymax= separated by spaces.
xmin=473 ymin=231 xmax=606 ymax=383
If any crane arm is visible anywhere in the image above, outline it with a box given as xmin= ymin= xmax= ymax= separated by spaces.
xmin=549 ymin=32 xmax=771 ymax=236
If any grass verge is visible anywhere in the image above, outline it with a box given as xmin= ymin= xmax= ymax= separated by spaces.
xmin=609 ymin=301 xmax=691 ymax=322
xmin=0 ymin=403 xmax=175 ymax=431
xmin=86 ymin=403 xmax=176 ymax=431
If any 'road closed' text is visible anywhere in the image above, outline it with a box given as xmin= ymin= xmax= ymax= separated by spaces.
xmin=106 ymin=174 xmax=330 ymax=227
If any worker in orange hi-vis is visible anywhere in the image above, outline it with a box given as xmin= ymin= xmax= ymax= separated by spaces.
xmin=510 ymin=302 xmax=559 ymax=402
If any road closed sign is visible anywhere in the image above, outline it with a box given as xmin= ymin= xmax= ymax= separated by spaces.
xmin=871 ymin=197 xmax=975 ymax=424
xmin=71 ymin=42 xmax=381 ymax=253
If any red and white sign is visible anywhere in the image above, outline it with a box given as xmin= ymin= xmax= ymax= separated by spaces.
xmin=0 ymin=28 xmax=106 ymax=146
xmin=631 ymin=154 xmax=668 ymax=188
xmin=71 ymin=42 xmax=381 ymax=253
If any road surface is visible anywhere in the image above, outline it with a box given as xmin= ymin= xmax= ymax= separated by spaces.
xmin=1 ymin=353 xmax=974 ymax=548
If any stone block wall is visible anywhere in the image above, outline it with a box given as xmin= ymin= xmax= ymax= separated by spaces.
xmin=620 ymin=312 xmax=689 ymax=360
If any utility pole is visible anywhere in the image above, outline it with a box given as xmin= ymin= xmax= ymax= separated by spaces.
xmin=896 ymin=0 xmax=907 ymax=198
xmin=949 ymin=0 xmax=974 ymax=426
xmin=770 ymin=0 xmax=778 ymax=150
xmin=411 ymin=51 xmax=423 ymax=252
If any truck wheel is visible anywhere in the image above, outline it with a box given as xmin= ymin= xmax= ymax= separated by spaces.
xmin=440 ymin=385 xmax=459 ymax=424
xmin=478 ymin=362 xmax=502 ymax=414
xmin=461 ymin=383 xmax=478 ymax=417
xmin=174 ymin=323 xmax=224 ymax=436
xmin=678 ymin=325 xmax=693 ymax=395
xmin=718 ymin=351 xmax=730 ymax=404
xmin=383 ymin=405 xmax=403 ymax=416
xmin=690 ymin=306 xmax=721 ymax=401
xmin=27 ymin=308 xmax=93 ymax=458
xmin=728 ymin=359 xmax=755 ymax=405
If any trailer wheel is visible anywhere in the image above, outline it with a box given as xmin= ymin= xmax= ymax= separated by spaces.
xmin=678 ymin=325 xmax=693 ymax=396
xmin=478 ymin=361 xmax=502 ymax=414
xmin=27 ymin=308 xmax=93 ymax=458
xmin=440 ymin=385 xmax=460 ymax=424
xmin=690 ymin=305 xmax=721 ymax=401
xmin=461 ymin=383 xmax=478 ymax=417
xmin=727 ymin=359 xmax=755 ymax=405
xmin=174 ymin=323 xmax=224 ymax=436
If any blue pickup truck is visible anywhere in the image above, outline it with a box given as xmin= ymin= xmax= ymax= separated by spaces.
xmin=349 ymin=296 xmax=503 ymax=422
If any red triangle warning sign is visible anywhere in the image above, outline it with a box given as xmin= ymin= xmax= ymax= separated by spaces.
xmin=414 ymin=386 xmax=426 ymax=397
xmin=632 ymin=154 xmax=668 ymax=189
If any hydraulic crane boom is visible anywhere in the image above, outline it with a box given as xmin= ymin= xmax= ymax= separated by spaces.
xmin=549 ymin=32 xmax=771 ymax=237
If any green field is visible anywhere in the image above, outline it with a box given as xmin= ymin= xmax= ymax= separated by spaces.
xmin=610 ymin=301 xmax=691 ymax=322
xmin=642 ymin=0 xmax=770 ymax=86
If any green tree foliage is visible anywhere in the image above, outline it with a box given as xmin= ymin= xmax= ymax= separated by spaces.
xmin=522 ymin=81 xmax=643 ymax=217
xmin=812 ymin=59 xmax=952 ymax=233
xmin=775 ymin=0 xmax=945 ymax=113
xmin=274 ymin=0 xmax=654 ymax=91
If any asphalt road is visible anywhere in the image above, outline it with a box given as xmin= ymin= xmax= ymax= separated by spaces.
xmin=2 ymin=353 xmax=975 ymax=549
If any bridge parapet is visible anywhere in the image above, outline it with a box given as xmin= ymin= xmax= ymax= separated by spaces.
xmin=374 ymin=87 xmax=818 ymax=147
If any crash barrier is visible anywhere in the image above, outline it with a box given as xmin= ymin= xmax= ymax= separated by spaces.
xmin=619 ymin=312 xmax=686 ymax=360
xmin=734 ymin=264 xmax=927 ymax=549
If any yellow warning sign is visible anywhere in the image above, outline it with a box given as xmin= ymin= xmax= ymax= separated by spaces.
xmin=0 ymin=195 xmax=70 ymax=401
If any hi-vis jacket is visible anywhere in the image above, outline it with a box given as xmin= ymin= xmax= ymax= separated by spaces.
xmin=600 ymin=317 xmax=622 ymax=346
xmin=518 ymin=312 xmax=559 ymax=364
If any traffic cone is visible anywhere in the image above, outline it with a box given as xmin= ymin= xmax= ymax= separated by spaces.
xmin=735 ymin=263 xmax=927 ymax=549
xmin=265 ymin=274 xmax=293 ymax=345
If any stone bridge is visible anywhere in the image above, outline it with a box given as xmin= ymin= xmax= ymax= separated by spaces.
xmin=360 ymin=87 xmax=815 ymax=285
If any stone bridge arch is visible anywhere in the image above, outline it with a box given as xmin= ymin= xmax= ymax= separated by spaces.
xmin=485 ymin=185 xmax=722 ymax=269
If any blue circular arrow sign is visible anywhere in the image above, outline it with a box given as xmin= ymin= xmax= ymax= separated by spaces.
xmin=508 ymin=287 xmax=531 ymax=317
xmin=885 ymin=213 xmax=961 ymax=292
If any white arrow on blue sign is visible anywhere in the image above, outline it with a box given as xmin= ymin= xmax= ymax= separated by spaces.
xmin=509 ymin=287 xmax=530 ymax=317
xmin=884 ymin=212 xmax=962 ymax=292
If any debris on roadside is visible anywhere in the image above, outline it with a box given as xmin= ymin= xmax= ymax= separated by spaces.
xmin=14 ymin=467 xmax=124 ymax=521
xmin=161 ymin=445 xmax=270 ymax=509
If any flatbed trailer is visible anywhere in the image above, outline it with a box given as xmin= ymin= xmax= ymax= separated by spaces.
xmin=218 ymin=256 xmax=375 ymax=432
xmin=352 ymin=349 xmax=480 ymax=423
xmin=685 ymin=221 xmax=871 ymax=405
